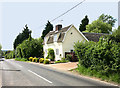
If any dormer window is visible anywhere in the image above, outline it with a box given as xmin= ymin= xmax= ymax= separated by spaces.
xmin=54 ymin=34 xmax=57 ymax=42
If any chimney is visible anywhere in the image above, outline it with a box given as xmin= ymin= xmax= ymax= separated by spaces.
xmin=55 ymin=24 xmax=62 ymax=31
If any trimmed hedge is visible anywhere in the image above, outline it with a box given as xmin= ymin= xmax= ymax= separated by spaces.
xmin=39 ymin=58 xmax=44 ymax=63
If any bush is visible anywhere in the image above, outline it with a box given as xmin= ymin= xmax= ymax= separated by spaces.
xmin=44 ymin=59 xmax=50 ymax=64
xmin=5 ymin=50 xmax=15 ymax=59
xmin=74 ymin=37 xmax=120 ymax=83
xmin=39 ymin=58 xmax=44 ymax=63
xmin=66 ymin=54 xmax=72 ymax=62
xmin=47 ymin=48 xmax=55 ymax=61
xmin=55 ymin=60 xmax=61 ymax=63
xmin=16 ymin=38 xmax=43 ymax=58
xmin=35 ymin=58 xmax=39 ymax=63
xmin=29 ymin=57 xmax=33 ymax=61
xmin=32 ymin=57 xmax=36 ymax=62
xmin=15 ymin=58 xmax=28 ymax=61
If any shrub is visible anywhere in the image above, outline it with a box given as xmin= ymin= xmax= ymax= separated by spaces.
xmin=15 ymin=38 xmax=43 ymax=58
xmin=15 ymin=58 xmax=28 ymax=61
xmin=74 ymin=37 xmax=120 ymax=83
xmin=35 ymin=58 xmax=39 ymax=63
xmin=29 ymin=57 xmax=33 ymax=61
xmin=32 ymin=57 xmax=36 ymax=62
xmin=21 ymin=58 xmax=28 ymax=61
xmin=44 ymin=59 xmax=50 ymax=64
xmin=5 ymin=50 xmax=15 ymax=59
xmin=47 ymin=48 xmax=55 ymax=61
xmin=55 ymin=60 xmax=61 ymax=63
xmin=39 ymin=58 xmax=44 ymax=63
xmin=66 ymin=54 xmax=72 ymax=62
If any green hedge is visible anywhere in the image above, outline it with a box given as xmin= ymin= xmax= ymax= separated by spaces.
xmin=74 ymin=37 xmax=120 ymax=83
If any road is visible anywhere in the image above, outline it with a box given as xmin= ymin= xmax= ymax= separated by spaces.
xmin=0 ymin=58 xmax=119 ymax=87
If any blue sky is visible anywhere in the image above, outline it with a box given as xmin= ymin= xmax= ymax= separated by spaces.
xmin=0 ymin=0 xmax=119 ymax=50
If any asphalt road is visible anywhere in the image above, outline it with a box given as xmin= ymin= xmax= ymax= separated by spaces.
xmin=0 ymin=58 xmax=119 ymax=87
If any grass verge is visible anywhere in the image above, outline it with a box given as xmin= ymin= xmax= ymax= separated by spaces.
xmin=73 ymin=65 xmax=120 ymax=84
xmin=15 ymin=58 xmax=28 ymax=62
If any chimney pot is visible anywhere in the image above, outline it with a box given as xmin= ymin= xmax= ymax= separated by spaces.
xmin=55 ymin=24 xmax=62 ymax=31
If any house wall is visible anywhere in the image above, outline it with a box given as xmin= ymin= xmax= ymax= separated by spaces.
xmin=62 ymin=26 xmax=86 ymax=57
xmin=43 ymin=42 xmax=63 ymax=61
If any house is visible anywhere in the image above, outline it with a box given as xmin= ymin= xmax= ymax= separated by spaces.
xmin=43 ymin=24 xmax=106 ymax=61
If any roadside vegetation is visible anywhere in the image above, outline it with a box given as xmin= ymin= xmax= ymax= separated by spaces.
xmin=74 ymin=14 xmax=120 ymax=83
xmin=4 ymin=14 xmax=120 ymax=84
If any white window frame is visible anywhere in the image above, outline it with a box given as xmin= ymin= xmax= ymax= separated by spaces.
xmin=54 ymin=34 xmax=57 ymax=42
xmin=56 ymin=49 xmax=59 ymax=55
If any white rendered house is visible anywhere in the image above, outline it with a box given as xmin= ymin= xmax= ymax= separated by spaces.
xmin=43 ymin=24 xmax=105 ymax=61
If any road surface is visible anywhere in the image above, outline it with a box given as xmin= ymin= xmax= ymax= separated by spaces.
xmin=0 ymin=58 xmax=119 ymax=87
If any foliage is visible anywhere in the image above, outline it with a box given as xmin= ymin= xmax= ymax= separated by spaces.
xmin=86 ymin=20 xmax=112 ymax=33
xmin=66 ymin=54 xmax=72 ymax=62
xmin=44 ymin=59 xmax=50 ymax=64
xmin=35 ymin=58 xmax=39 ymax=62
xmin=41 ymin=21 xmax=53 ymax=39
xmin=13 ymin=24 xmax=32 ymax=49
xmin=76 ymin=62 xmax=120 ymax=83
xmin=5 ymin=50 xmax=15 ymax=59
xmin=55 ymin=60 xmax=61 ymax=63
xmin=47 ymin=48 xmax=55 ymax=61
xmin=98 ymin=14 xmax=117 ymax=27
xmin=74 ymin=38 xmax=120 ymax=83
xmin=29 ymin=57 xmax=33 ymax=61
xmin=55 ymin=58 xmax=69 ymax=63
xmin=79 ymin=15 xmax=89 ymax=32
xmin=16 ymin=37 xmax=43 ymax=58
xmin=15 ymin=58 xmax=28 ymax=61
xmin=108 ymin=26 xmax=120 ymax=43
xmin=39 ymin=58 xmax=44 ymax=63
xmin=0 ymin=44 xmax=1 ymax=50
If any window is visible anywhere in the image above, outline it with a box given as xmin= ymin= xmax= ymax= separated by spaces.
xmin=45 ymin=49 xmax=47 ymax=54
xmin=54 ymin=34 xmax=57 ymax=42
xmin=56 ymin=49 xmax=59 ymax=55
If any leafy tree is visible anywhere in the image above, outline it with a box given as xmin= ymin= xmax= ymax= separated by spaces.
xmin=98 ymin=14 xmax=117 ymax=27
xmin=108 ymin=26 xmax=120 ymax=43
xmin=86 ymin=20 xmax=112 ymax=33
xmin=41 ymin=21 xmax=53 ymax=39
xmin=13 ymin=24 xmax=32 ymax=49
xmin=16 ymin=37 xmax=43 ymax=59
xmin=0 ymin=44 xmax=1 ymax=50
xmin=79 ymin=15 xmax=89 ymax=32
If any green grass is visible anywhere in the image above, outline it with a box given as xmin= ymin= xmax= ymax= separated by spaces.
xmin=75 ymin=65 xmax=120 ymax=84
xmin=15 ymin=58 xmax=28 ymax=62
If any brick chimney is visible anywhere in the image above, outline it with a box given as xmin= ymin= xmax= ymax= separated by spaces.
xmin=55 ymin=24 xmax=62 ymax=31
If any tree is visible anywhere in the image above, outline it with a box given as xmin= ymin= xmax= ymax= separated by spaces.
xmin=41 ymin=21 xmax=53 ymax=39
xmin=13 ymin=24 xmax=32 ymax=49
xmin=98 ymin=14 xmax=117 ymax=27
xmin=79 ymin=15 xmax=89 ymax=32
xmin=0 ymin=44 xmax=2 ymax=50
xmin=16 ymin=37 xmax=43 ymax=58
xmin=86 ymin=20 xmax=112 ymax=33
xmin=108 ymin=26 xmax=120 ymax=43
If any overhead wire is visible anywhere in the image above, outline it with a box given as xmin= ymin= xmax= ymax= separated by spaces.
xmin=39 ymin=0 xmax=86 ymax=28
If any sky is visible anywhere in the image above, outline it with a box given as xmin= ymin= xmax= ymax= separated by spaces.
xmin=0 ymin=0 xmax=119 ymax=50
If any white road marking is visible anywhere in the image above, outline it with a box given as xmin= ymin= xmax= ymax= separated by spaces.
xmin=28 ymin=70 xmax=52 ymax=84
